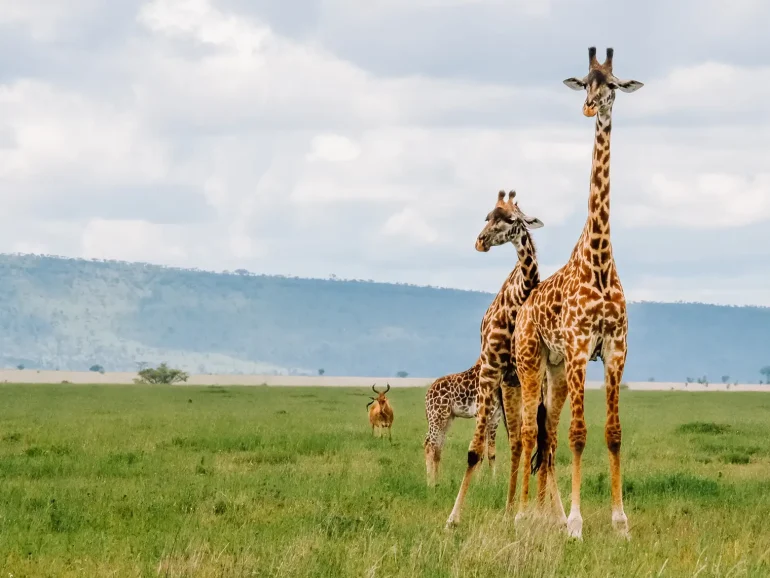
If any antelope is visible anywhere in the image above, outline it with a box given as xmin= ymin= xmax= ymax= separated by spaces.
xmin=367 ymin=383 xmax=394 ymax=440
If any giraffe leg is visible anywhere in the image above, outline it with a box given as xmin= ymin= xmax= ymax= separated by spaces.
xmin=544 ymin=361 xmax=569 ymax=526
xmin=486 ymin=398 xmax=502 ymax=479
xmin=500 ymin=384 xmax=522 ymax=515
xmin=604 ymin=338 xmax=630 ymax=539
xmin=425 ymin=400 xmax=452 ymax=487
xmin=445 ymin=363 xmax=500 ymax=528
xmin=514 ymin=335 xmax=545 ymax=522
xmin=565 ymin=341 xmax=590 ymax=540
xmin=424 ymin=436 xmax=437 ymax=487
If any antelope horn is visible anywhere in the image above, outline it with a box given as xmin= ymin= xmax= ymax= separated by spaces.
xmin=384 ymin=383 xmax=390 ymax=394
xmin=371 ymin=383 xmax=379 ymax=394
xmin=367 ymin=398 xmax=375 ymax=408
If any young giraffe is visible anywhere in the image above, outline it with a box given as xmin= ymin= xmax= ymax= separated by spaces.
xmin=423 ymin=359 xmax=505 ymax=487
xmin=444 ymin=189 xmax=544 ymax=528
xmin=512 ymin=47 xmax=643 ymax=540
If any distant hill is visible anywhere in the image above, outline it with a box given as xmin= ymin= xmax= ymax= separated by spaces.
xmin=0 ymin=253 xmax=768 ymax=383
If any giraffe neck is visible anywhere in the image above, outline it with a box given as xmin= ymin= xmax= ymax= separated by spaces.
xmin=511 ymin=229 xmax=539 ymax=291
xmin=574 ymin=104 xmax=614 ymax=267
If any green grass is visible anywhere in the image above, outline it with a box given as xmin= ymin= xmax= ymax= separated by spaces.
xmin=1 ymin=385 xmax=770 ymax=577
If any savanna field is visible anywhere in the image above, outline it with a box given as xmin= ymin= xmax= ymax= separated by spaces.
xmin=1 ymin=384 xmax=770 ymax=577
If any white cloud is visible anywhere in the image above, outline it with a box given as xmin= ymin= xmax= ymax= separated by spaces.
xmin=0 ymin=80 xmax=169 ymax=213
xmin=0 ymin=0 xmax=101 ymax=41
xmin=0 ymin=0 xmax=769 ymax=305
xmin=307 ymin=134 xmax=361 ymax=163
xmin=625 ymin=62 xmax=770 ymax=121
xmin=382 ymin=208 xmax=439 ymax=245
xmin=612 ymin=125 xmax=770 ymax=230
xmin=81 ymin=219 xmax=187 ymax=264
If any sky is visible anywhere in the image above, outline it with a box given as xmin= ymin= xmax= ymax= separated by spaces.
xmin=1 ymin=0 xmax=769 ymax=306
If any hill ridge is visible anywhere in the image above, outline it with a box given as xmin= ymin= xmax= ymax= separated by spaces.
xmin=0 ymin=253 xmax=768 ymax=382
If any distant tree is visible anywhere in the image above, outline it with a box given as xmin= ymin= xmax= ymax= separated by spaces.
xmin=760 ymin=366 xmax=770 ymax=383
xmin=16 ymin=364 xmax=24 ymax=370
xmin=648 ymin=377 xmax=655 ymax=382
xmin=721 ymin=375 xmax=729 ymax=384
xmin=686 ymin=377 xmax=694 ymax=384
xmin=89 ymin=364 xmax=105 ymax=373
xmin=396 ymin=370 xmax=408 ymax=378
xmin=136 ymin=361 xmax=149 ymax=372
xmin=134 ymin=363 xmax=189 ymax=385
xmin=318 ymin=368 xmax=325 ymax=376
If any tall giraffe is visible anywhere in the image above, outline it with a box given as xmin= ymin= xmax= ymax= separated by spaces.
xmin=444 ymin=189 xmax=543 ymax=528
xmin=512 ymin=47 xmax=643 ymax=540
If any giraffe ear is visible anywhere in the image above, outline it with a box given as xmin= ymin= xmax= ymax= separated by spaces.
xmin=523 ymin=216 xmax=544 ymax=229
xmin=608 ymin=78 xmax=643 ymax=93
xmin=563 ymin=77 xmax=586 ymax=90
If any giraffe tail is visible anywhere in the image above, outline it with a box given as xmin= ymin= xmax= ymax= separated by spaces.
xmin=495 ymin=386 xmax=508 ymax=434
xmin=530 ymin=400 xmax=548 ymax=475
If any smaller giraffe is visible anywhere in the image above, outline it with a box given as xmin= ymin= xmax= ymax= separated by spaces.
xmin=423 ymin=360 xmax=508 ymax=487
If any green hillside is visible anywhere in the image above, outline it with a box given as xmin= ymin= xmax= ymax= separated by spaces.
xmin=0 ymin=254 xmax=768 ymax=382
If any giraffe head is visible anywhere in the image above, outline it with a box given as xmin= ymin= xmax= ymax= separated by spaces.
xmin=475 ymin=190 xmax=543 ymax=252
xmin=563 ymin=47 xmax=643 ymax=117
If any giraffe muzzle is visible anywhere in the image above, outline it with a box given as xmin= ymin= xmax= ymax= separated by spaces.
xmin=582 ymin=103 xmax=597 ymax=117
xmin=475 ymin=238 xmax=490 ymax=252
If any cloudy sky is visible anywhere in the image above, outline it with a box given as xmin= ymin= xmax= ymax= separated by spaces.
xmin=1 ymin=0 xmax=769 ymax=306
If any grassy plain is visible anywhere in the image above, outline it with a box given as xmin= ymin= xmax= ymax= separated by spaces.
xmin=1 ymin=384 xmax=770 ymax=577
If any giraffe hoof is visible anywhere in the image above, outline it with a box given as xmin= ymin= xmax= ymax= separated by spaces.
xmin=566 ymin=514 xmax=583 ymax=540
xmin=612 ymin=512 xmax=630 ymax=540
xmin=444 ymin=515 xmax=459 ymax=530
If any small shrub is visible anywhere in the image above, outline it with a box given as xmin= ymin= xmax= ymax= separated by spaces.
xmin=134 ymin=363 xmax=189 ymax=384
xmin=107 ymin=451 xmax=141 ymax=465
xmin=214 ymin=500 xmax=227 ymax=515
xmin=2 ymin=432 xmax=21 ymax=442
xmin=677 ymin=422 xmax=730 ymax=435
xmin=722 ymin=453 xmax=750 ymax=465
xmin=626 ymin=472 xmax=720 ymax=499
